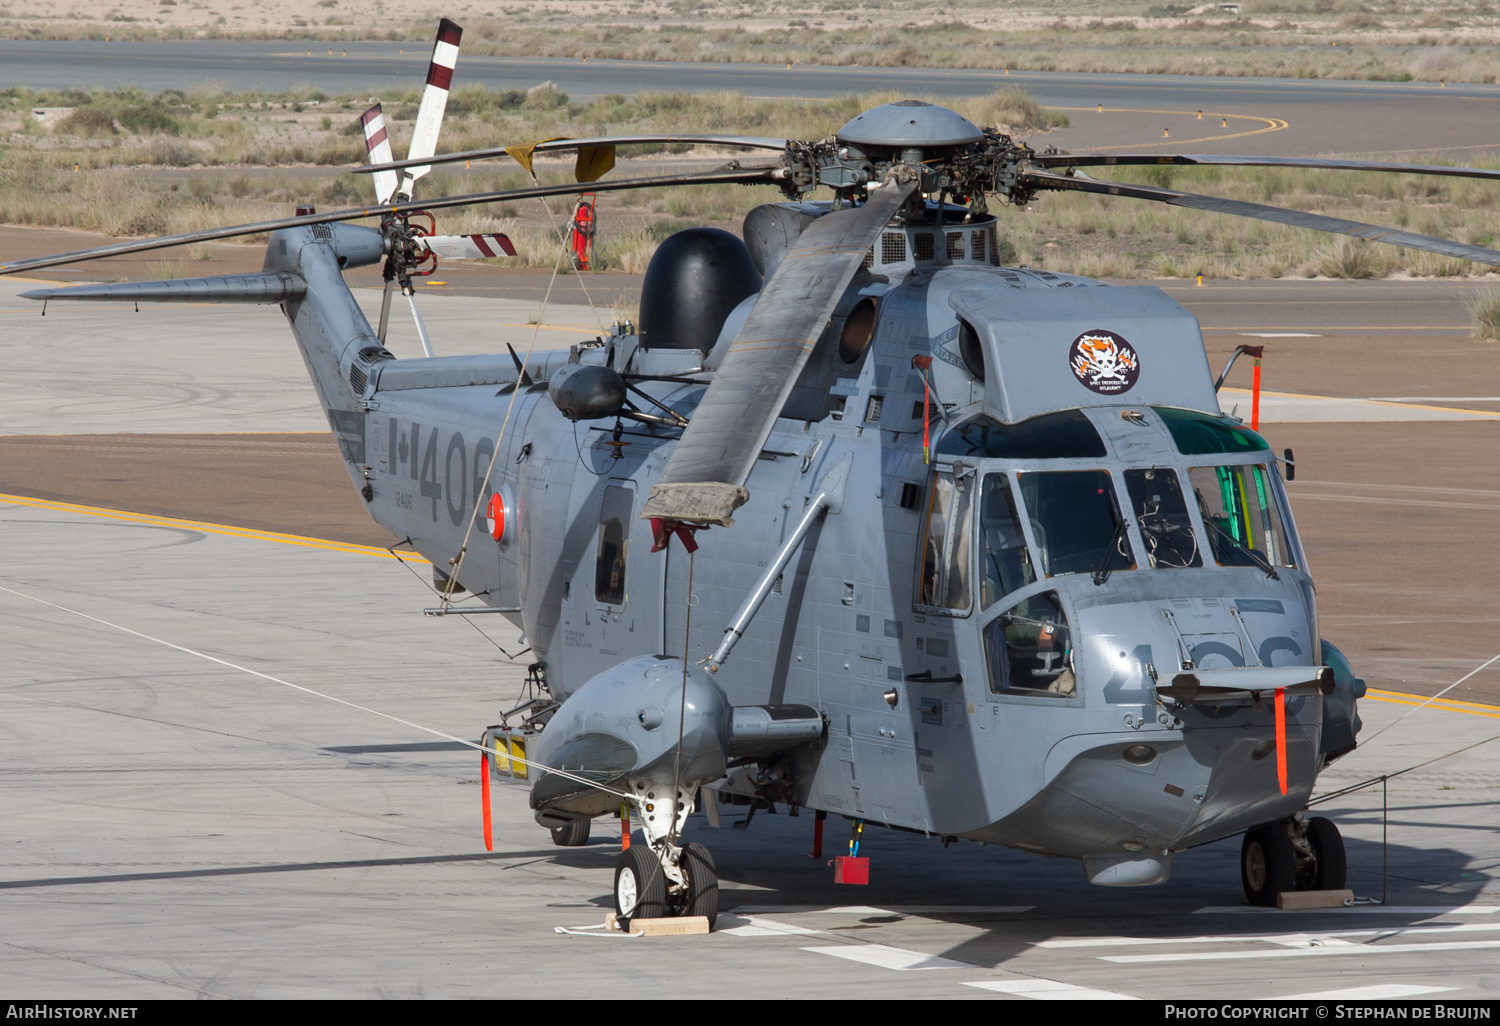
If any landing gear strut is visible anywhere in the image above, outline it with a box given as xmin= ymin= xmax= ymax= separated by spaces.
xmin=1241 ymin=816 xmax=1346 ymax=907
xmin=610 ymin=780 xmax=719 ymax=929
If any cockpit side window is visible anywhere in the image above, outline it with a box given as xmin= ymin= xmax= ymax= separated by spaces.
xmin=1125 ymin=468 xmax=1203 ymax=569
xmin=1189 ymin=464 xmax=1297 ymax=569
xmin=594 ymin=484 xmax=632 ymax=605
xmin=1016 ymin=469 xmax=1135 ymax=579
xmin=983 ymin=590 xmax=1076 ymax=696
xmin=918 ymin=470 xmax=974 ymax=612
xmin=979 ymin=473 xmax=1035 ymax=608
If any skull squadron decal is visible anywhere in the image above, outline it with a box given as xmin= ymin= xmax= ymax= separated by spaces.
xmin=1068 ymin=329 xmax=1140 ymax=395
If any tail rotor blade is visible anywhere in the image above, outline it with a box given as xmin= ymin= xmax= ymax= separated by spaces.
xmin=420 ymin=233 xmax=517 ymax=260
xmin=360 ymin=104 xmax=399 ymax=206
xmin=398 ymin=17 xmax=462 ymax=201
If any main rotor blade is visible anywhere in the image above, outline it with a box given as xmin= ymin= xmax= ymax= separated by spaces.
xmin=355 ymin=134 xmax=790 ymax=176
xmin=1021 ymin=168 xmax=1500 ymax=268
xmin=0 ymin=167 xmax=779 ymax=277
xmin=1031 ymin=152 xmax=1500 ymax=184
xmin=397 ymin=17 xmax=463 ymax=200
xmin=639 ymin=177 xmax=918 ymax=528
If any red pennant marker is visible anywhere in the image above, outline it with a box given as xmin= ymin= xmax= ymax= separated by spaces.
xmin=620 ymin=803 xmax=631 ymax=852
xmin=1251 ymin=357 xmax=1262 ymax=432
xmin=480 ymin=752 xmax=493 ymax=851
xmin=1274 ymin=687 xmax=1287 ymax=796
xmin=1241 ymin=344 xmax=1265 ymax=433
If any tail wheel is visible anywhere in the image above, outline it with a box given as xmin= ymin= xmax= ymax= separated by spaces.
xmin=1241 ymin=822 xmax=1297 ymax=907
xmin=1306 ymin=817 xmax=1347 ymax=891
xmin=549 ymin=818 xmax=590 ymax=847
xmin=614 ymin=845 xmax=667 ymax=926
xmin=679 ymin=842 xmax=719 ymax=929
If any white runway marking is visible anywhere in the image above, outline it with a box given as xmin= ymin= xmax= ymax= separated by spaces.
xmin=965 ymin=979 xmax=1139 ymax=1000
xmin=1102 ymin=938 xmax=1500 ymax=963
xmin=719 ymin=915 xmax=823 ymax=937
xmin=1280 ymin=984 xmax=1459 ymax=1000
xmin=1040 ymin=921 xmax=1500 ymax=948
xmin=802 ymin=944 xmax=972 ymax=971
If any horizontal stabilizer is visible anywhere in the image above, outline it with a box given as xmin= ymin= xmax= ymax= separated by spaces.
xmin=20 ymin=272 xmax=307 ymax=304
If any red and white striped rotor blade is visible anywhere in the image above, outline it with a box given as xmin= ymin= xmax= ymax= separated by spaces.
xmin=359 ymin=104 xmax=399 ymax=205
xmin=419 ymin=233 xmax=517 ymax=260
xmin=398 ymin=17 xmax=462 ymax=201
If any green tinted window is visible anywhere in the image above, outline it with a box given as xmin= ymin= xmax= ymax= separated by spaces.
xmin=1154 ymin=407 xmax=1268 ymax=455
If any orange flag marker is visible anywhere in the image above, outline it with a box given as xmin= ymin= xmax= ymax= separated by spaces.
xmin=480 ymin=752 xmax=494 ymax=851
xmin=1274 ymin=687 xmax=1288 ymax=796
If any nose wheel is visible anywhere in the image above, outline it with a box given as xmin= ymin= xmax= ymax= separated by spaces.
xmin=612 ymin=842 xmax=719 ymax=930
xmin=1241 ymin=816 xmax=1346 ymax=907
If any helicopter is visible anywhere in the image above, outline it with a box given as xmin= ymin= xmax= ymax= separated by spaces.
xmin=10 ymin=18 xmax=1500 ymax=932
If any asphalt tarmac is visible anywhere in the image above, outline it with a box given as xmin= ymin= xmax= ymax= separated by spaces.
xmin=6 ymin=41 xmax=1500 ymax=158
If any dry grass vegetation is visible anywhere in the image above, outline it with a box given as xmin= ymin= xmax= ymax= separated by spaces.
xmin=8 ymin=1 xmax=1500 ymax=84
xmin=4 ymin=83 xmax=1500 ymax=282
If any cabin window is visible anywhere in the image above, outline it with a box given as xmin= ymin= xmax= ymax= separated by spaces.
xmin=594 ymin=485 xmax=632 ymax=604
xmin=1016 ymin=470 xmax=1135 ymax=579
xmin=979 ymin=473 xmax=1035 ymax=608
xmin=983 ymin=590 xmax=1075 ymax=696
xmin=918 ymin=470 xmax=974 ymax=613
xmin=1124 ymin=468 xmax=1203 ymax=569
xmin=1189 ymin=464 xmax=1296 ymax=569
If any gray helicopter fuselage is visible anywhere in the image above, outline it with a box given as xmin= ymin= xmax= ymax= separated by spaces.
xmin=267 ymin=218 xmax=1351 ymax=885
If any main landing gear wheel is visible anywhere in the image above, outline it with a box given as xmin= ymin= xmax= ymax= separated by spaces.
xmin=1305 ymin=816 xmax=1347 ymax=891
xmin=614 ymin=845 xmax=667 ymax=926
xmin=679 ymin=841 xmax=719 ymax=929
xmin=549 ymin=818 xmax=591 ymax=847
xmin=1241 ymin=822 xmax=1296 ymax=907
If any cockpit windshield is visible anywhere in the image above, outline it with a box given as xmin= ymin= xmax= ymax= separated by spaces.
xmin=1016 ymin=470 xmax=1135 ymax=579
xmin=1189 ymin=464 xmax=1297 ymax=569
xmin=1124 ymin=468 xmax=1203 ymax=569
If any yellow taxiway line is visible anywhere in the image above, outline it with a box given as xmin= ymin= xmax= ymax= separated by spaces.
xmin=1366 ymin=688 xmax=1500 ymax=720
xmin=1052 ymin=107 xmax=1288 ymax=148
xmin=0 ymin=492 xmax=427 ymax=564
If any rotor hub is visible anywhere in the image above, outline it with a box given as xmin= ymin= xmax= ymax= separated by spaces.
xmin=836 ymin=100 xmax=985 ymax=154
